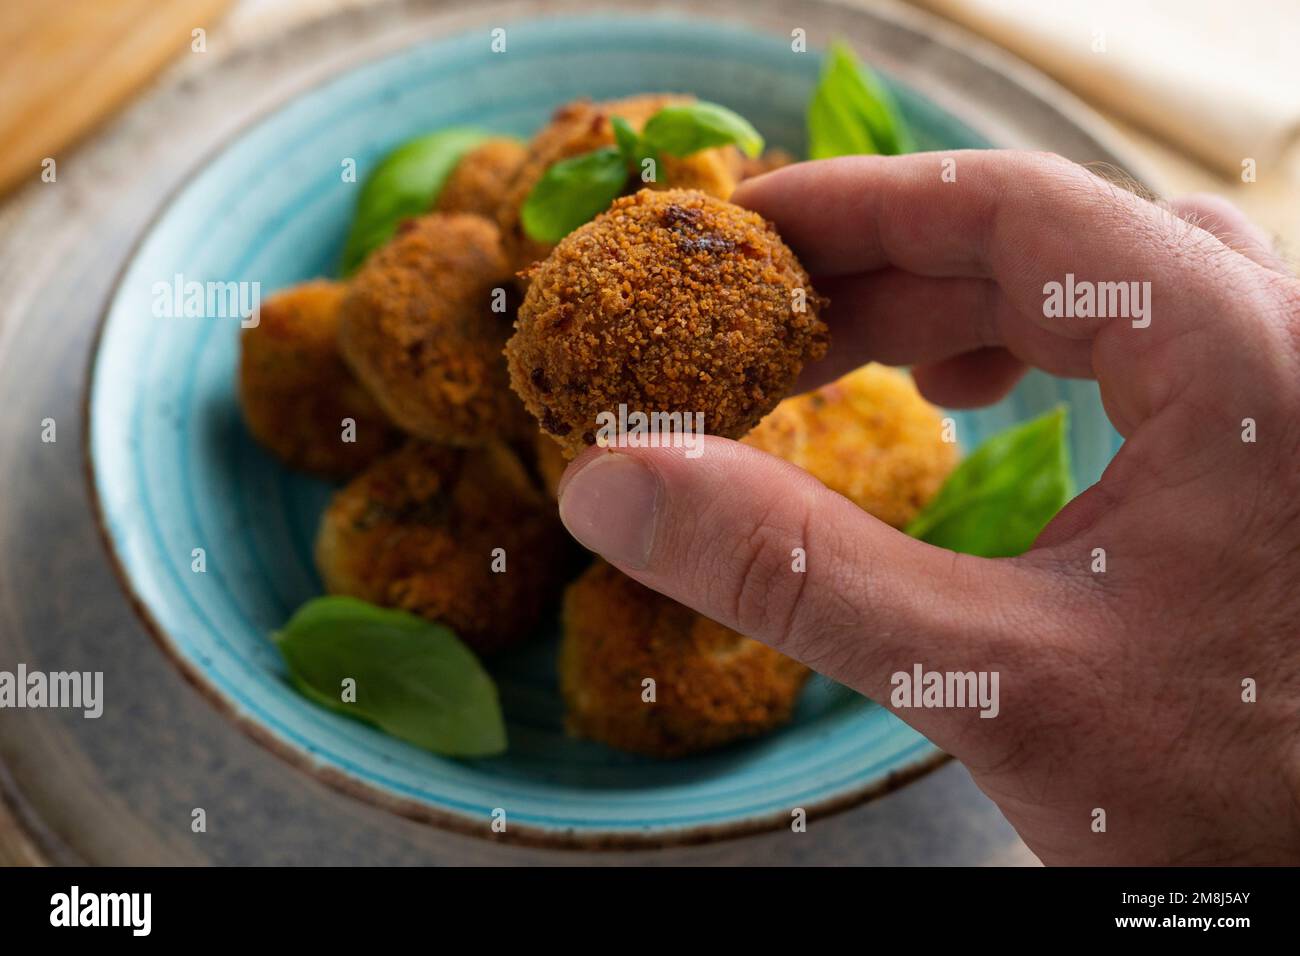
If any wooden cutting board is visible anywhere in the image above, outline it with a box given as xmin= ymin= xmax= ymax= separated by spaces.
xmin=0 ymin=0 xmax=231 ymax=196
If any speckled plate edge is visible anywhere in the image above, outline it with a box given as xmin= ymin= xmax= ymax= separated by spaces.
xmin=74 ymin=0 xmax=1153 ymax=851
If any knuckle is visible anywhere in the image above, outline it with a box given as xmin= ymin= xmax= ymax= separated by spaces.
xmin=1016 ymin=148 xmax=1068 ymax=168
xmin=1030 ymin=149 xmax=1074 ymax=170
xmin=1000 ymin=150 xmax=1074 ymax=193
xmin=720 ymin=496 xmax=812 ymax=644
xmin=1025 ymin=150 xmax=1093 ymax=188
xmin=792 ymin=563 xmax=884 ymax=677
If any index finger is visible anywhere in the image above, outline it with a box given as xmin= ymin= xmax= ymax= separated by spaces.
xmin=733 ymin=151 xmax=1291 ymax=433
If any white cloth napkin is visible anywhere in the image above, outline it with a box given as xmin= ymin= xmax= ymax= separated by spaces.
xmin=907 ymin=0 xmax=1300 ymax=176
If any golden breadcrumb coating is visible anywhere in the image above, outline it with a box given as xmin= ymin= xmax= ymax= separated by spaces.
xmin=507 ymin=188 xmax=829 ymax=458
xmin=560 ymin=560 xmax=810 ymax=757
xmin=496 ymin=94 xmax=739 ymax=273
xmin=238 ymin=280 xmax=400 ymax=478
xmin=744 ymin=364 xmax=958 ymax=529
xmin=338 ymin=213 xmax=530 ymax=445
xmin=315 ymin=441 xmax=569 ymax=654
xmin=435 ymin=138 xmax=527 ymax=220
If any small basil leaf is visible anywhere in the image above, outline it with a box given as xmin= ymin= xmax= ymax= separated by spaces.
xmin=273 ymin=596 xmax=506 ymax=757
xmin=905 ymin=407 xmax=1073 ymax=557
xmin=339 ymin=128 xmax=491 ymax=275
xmin=611 ymin=115 xmax=664 ymax=187
xmin=807 ymin=40 xmax=914 ymax=159
xmin=610 ymin=115 xmax=642 ymax=167
xmin=641 ymin=101 xmax=764 ymax=159
xmin=521 ymin=146 xmax=628 ymax=243
xmin=807 ymin=82 xmax=877 ymax=157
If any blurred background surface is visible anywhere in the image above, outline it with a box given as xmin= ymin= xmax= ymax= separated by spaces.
xmin=4 ymin=0 xmax=1295 ymax=254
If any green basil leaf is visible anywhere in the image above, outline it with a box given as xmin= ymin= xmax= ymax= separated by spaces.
xmin=339 ymin=128 xmax=492 ymax=275
xmin=807 ymin=40 xmax=914 ymax=159
xmin=610 ymin=115 xmax=642 ymax=167
xmin=273 ymin=596 xmax=506 ymax=757
xmin=611 ymin=115 xmax=664 ymax=187
xmin=641 ymin=101 xmax=764 ymax=159
xmin=521 ymin=146 xmax=628 ymax=243
xmin=905 ymin=407 xmax=1073 ymax=557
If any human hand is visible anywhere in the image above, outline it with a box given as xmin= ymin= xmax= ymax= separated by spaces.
xmin=555 ymin=151 xmax=1300 ymax=864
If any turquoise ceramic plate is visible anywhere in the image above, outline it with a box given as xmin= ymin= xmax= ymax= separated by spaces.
xmin=87 ymin=14 xmax=1122 ymax=846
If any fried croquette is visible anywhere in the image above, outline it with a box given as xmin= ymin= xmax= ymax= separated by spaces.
xmin=434 ymin=138 xmax=527 ymax=219
xmin=560 ymin=560 xmax=810 ymax=758
xmin=338 ymin=212 xmax=530 ymax=445
xmin=730 ymin=147 xmax=795 ymax=182
xmin=315 ymin=440 xmax=568 ymax=654
xmin=532 ymin=429 xmax=569 ymax=500
xmin=238 ymin=280 xmax=401 ymax=478
xmin=507 ymin=188 xmax=829 ymax=458
xmin=743 ymin=364 xmax=958 ymax=529
xmin=496 ymin=94 xmax=740 ymax=272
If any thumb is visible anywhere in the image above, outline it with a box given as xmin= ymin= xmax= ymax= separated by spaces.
xmin=556 ymin=436 xmax=1063 ymax=759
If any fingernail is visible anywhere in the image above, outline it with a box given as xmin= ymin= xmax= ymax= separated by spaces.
xmin=558 ymin=453 xmax=660 ymax=569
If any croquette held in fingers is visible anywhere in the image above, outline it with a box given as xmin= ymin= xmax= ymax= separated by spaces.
xmin=338 ymin=213 xmax=530 ymax=445
xmin=507 ymin=188 xmax=829 ymax=458
xmin=315 ymin=441 xmax=568 ymax=654
xmin=238 ymin=280 xmax=400 ymax=478
xmin=743 ymin=364 xmax=957 ymax=528
xmin=560 ymin=561 xmax=811 ymax=758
